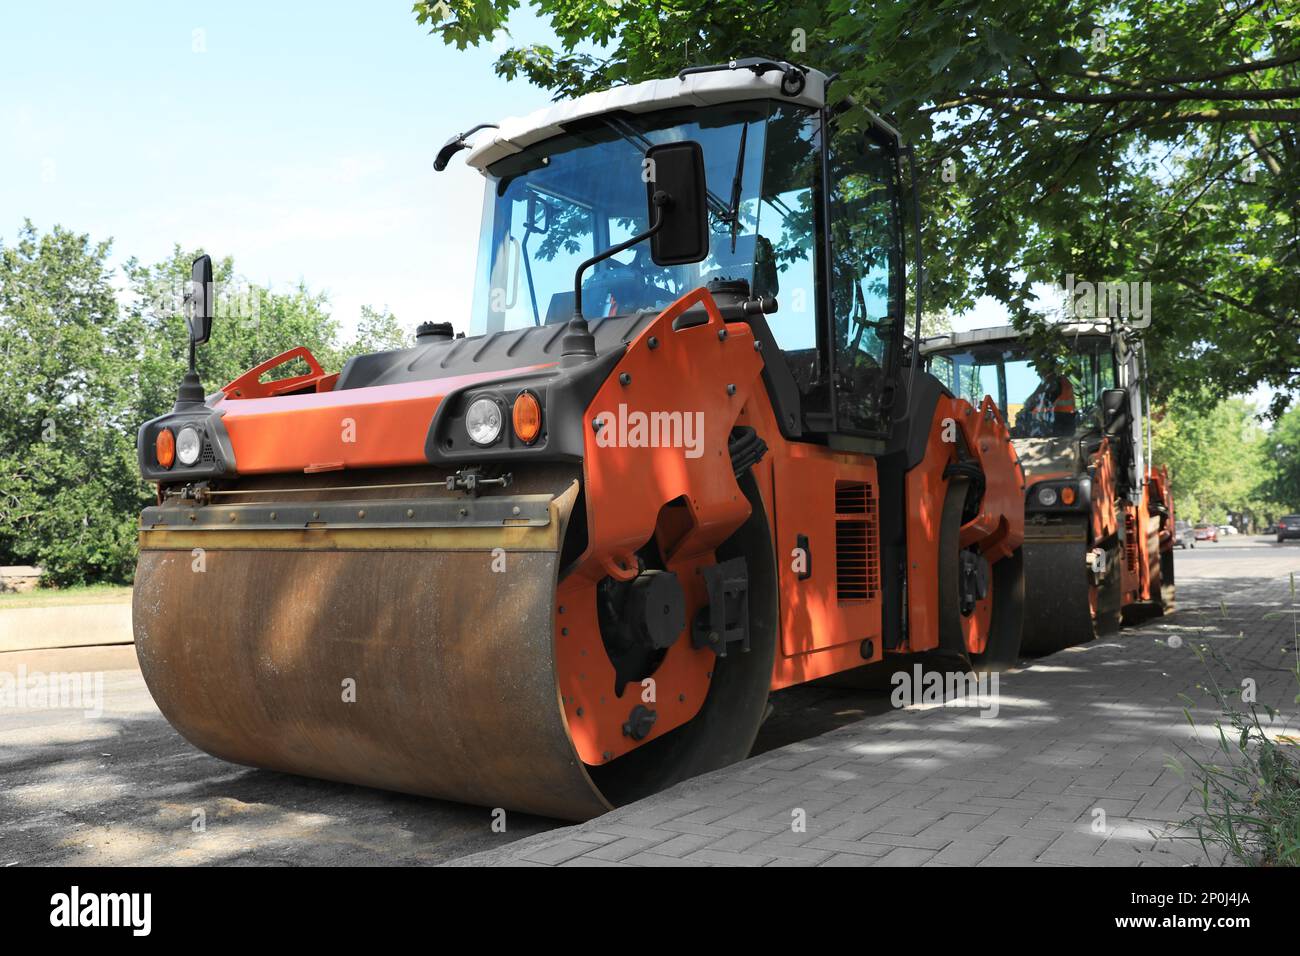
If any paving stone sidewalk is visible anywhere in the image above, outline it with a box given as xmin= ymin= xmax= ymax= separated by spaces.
xmin=453 ymin=566 xmax=1299 ymax=867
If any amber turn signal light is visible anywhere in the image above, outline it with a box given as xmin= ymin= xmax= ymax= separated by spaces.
xmin=155 ymin=428 xmax=176 ymax=469
xmin=512 ymin=391 xmax=542 ymax=444
xmin=1061 ymin=486 xmax=1076 ymax=505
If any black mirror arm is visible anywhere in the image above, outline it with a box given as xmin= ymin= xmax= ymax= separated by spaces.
xmin=559 ymin=192 xmax=670 ymax=369
xmin=433 ymin=123 xmax=500 ymax=172
xmin=571 ymin=191 xmax=669 ymax=321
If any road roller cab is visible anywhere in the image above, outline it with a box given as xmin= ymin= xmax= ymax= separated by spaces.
xmin=923 ymin=321 xmax=1175 ymax=654
xmin=134 ymin=59 xmax=1026 ymax=820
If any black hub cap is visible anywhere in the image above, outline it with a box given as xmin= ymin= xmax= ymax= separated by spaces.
xmin=958 ymin=548 xmax=990 ymax=616
xmin=597 ymin=564 xmax=686 ymax=693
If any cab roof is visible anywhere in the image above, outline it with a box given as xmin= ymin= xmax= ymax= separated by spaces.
xmin=464 ymin=65 xmax=831 ymax=172
xmin=920 ymin=321 xmax=1114 ymax=354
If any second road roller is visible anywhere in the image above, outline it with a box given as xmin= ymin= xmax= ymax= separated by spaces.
xmin=133 ymin=59 xmax=1026 ymax=820
xmin=923 ymin=321 xmax=1175 ymax=654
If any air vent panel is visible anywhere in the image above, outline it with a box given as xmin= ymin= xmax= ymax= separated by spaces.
xmin=834 ymin=481 xmax=879 ymax=602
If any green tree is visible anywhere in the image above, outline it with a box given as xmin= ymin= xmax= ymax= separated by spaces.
xmin=1 ymin=224 xmax=411 ymax=585
xmin=1152 ymin=394 xmax=1275 ymax=527
xmin=1266 ymin=405 xmax=1300 ymax=510
xmin=344 ymin=305 xmax=409 ymax=360
xmin=0 ymin=222 xmax=143 ymax=583
xmin=415 ymin=0 xmax=1299 ymax=410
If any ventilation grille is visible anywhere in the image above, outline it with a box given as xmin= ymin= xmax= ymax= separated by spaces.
xmin=835 ymin=480 xmax=880 ymax=602
xmin=1124 ymin=512 xmax=1139 ymax=573
xmin=835 ymin=481 xmax=869 ymax=514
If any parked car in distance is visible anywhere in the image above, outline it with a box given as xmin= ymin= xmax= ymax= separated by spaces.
xmin=1219 ymin=524 xmax=1239 ymax=535
xmin=1174 ymin=520 xmax=1196 ymax=549
xmin=1194 ymin=524 xmax=1219 ymax=542
xmin=1278 ymin=515 xmax=1300 ymax=543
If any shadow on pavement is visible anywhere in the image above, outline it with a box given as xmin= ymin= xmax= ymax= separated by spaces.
xmin=0 ymin=711 xmax=561 ymax=866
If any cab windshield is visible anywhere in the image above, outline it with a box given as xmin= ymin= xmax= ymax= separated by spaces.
xmin=470 ymin=101 xmax=817 ymax=334
xmin=928 ymin=337 xmax=1117 ymax=440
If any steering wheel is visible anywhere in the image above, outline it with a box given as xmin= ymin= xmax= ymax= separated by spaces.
xmin=582 ymin=254 xmax=676 ymax=316
xmin=582 ymin=260 xmax=643 ymax=316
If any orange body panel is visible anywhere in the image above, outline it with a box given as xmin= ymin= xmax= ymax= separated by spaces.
xmin=557 ymin=288 xmax=765 ymax=764
xmin=1120 ymin=469 xmax=1170 ymax=606
xmin=904 ymin=395 xmax=1024 ymax=654
xmin=214 ymin=365 xmax=550 ymax=474
xmin=1119 ymin=498 xmax=1145 ymax=604
xmin=771 ymin=450 xmax=881 ymax=658
xmin=748 ymin=374 xmax=1021 ymax=678
xmin=725 ymin=396 xmax=892 ymax=690
xmin=1087 ymin=439 xmax=1120 ymax=543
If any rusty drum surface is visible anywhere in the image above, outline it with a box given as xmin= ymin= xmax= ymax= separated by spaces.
xmin=133 ymin=477 xmax=613 ymax=821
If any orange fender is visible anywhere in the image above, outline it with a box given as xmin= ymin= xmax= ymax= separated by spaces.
xmin=555 ymin=287 xmax=765 ymax=765
xmin=905 ymin=394 xmax=1024 ymax=653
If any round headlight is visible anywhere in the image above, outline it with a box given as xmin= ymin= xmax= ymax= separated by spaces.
xmin=1036 ymin=485 xmax=1058 ymax=507
xmin=466 ymin=397 xmax=503 ymax=446
xmin=176 ymin=426 xmax=202 ymax=466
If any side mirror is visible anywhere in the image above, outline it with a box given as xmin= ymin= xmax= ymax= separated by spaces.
xmin=433 ymin=123 xmax=499 ymax=172
xmin=1101 ymin=387 xmax=1130 ymax=435
xmin=566 ymin=140 xmax=710 ymax=331
xmin=185 ymin=254 xmax=214 ymax=346
xmin=433 ymin=133 xmax=468 ymax=173
xmin=646 ymin=141 xmax=708 ymax=266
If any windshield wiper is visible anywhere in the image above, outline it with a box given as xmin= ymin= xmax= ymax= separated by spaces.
xmin=603 ymin=117 xmax=733 ymax=223
xmin=726 ymin=122 xmax=748 ymax=254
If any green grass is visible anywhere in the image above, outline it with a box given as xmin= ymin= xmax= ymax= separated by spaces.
xmin=0 ymin=583 xmax=133 ymax=609
xmin=1170 ymin=573 xmax=1300 ymax=866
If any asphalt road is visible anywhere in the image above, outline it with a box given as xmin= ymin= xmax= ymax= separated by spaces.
xmin=2 ymin=537 xmax=1297 ymax=866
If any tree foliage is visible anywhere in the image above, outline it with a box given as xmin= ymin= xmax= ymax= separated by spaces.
xmin=1151 ymin=393 xmax=1280 ymax=526
xmin=0 ymin=224 xmax=140 ymax=584
xmin=415 ymin=0 xmax=1299 ymax=411
xmin=0 ymin=222 xmax=406 ymax=585
xmin=1267 ymin=404 xmax=1300 ymax=507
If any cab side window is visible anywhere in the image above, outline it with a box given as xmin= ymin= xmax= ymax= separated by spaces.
xmin=827 ymin=127 xmax=900 ymax=435
xmin=754 ymin=107 xmax=824 ymax=420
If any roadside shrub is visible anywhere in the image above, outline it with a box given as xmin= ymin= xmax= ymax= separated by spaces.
xmin=1172 ymin=591 xmax=1300 ymax=866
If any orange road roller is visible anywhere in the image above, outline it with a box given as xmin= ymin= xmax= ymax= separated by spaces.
xmin=134 ymin=59 xmax=1025 ymax=820
xmin=923 ymin=321 xmax=1175 ymax=654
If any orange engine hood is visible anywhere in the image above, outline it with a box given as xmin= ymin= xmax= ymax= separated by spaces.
xmin=215 ymin=364 xmax=548 ymax=475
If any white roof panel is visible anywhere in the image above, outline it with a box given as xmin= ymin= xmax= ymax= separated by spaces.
xmin=464 ymin=66 xmax=829 ymax=172
xmin=920 ymin=321 xmax=1113 ymax=354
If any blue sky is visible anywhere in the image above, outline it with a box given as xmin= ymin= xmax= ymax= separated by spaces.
xmin=0 ymin=2 xmax=558 ymax=337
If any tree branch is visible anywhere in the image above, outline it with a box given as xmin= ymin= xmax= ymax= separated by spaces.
xmin=967 ymin=85 xmax=1300 ymax=104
